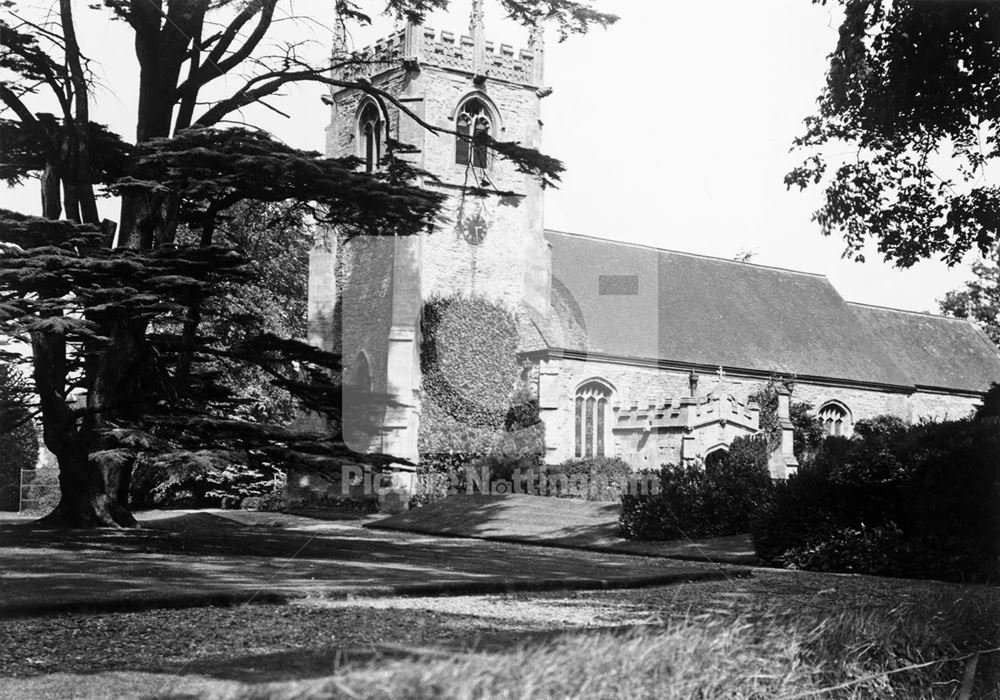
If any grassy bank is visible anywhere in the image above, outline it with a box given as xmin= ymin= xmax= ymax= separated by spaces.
xmin=249 ymin=588 xmax=999 ymax=699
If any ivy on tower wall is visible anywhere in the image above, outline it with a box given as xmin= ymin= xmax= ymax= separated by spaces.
xmin=418 ymin=295 xmax=538 ymax=457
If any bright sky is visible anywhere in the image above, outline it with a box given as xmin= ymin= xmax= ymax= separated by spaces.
xmin=0 ymin=0 xmax=977 ymax=313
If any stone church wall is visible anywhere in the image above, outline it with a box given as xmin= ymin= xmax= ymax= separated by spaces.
xmin=339 ymin=236 xmax=396 ymax=395
xmin=786 ymin=382 xmax=911 ymax=424
xmin=538 ymin=357 xmax=692 ymax=464
xmin=536 ymin=355 xmax=983 ymax=466
xmin=908 ymin=391 xmax=980 ymax=422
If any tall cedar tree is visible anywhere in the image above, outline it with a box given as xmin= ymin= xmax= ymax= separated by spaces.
xmin=786 ymin=1 xmax=1000 ymax=268
xmin=0 ymin=1 xmax=615 ymax=526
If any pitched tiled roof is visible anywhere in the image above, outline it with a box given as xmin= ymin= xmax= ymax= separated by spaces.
xmin=540 ymin=230 xmax=1000 ymax=392
xmin=849 ymin=303 xmax=1000 ymax=393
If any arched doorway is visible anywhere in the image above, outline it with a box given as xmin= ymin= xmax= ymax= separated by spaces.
xmin=704 ymin=446 xmax=729 ymax=471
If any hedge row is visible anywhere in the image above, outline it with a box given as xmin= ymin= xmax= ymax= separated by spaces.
xmin=751 ymin=415 xmax=1000 ymax=583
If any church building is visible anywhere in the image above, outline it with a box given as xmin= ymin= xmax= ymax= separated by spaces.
xmin=307 ymin=3 xmax=1000 ymax=484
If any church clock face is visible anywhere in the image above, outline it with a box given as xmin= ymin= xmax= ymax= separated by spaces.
xmin=460 ymin=207 xmax=490 ymax=246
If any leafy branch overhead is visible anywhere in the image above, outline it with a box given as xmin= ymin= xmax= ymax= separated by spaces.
xmin=114 ymin=128 xmax=446 ymax=241
xmin=787 ymin=0 xmax=1000 ymax=267
xmin=340 ymin=0 xmax=616 ymax=40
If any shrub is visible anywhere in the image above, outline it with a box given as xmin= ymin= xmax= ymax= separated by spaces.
xmin=556 ymin=456 xmax=634 ymax=501
xmin=621 ymin=463 xmax=710 ymax=539
xmin=241 ymin=489 xmax=285 ymax=512
xmin=413 ymin=453 xmax=473 ymax=506
xmin=975 ymin=381 xmax=1000 ymax=420
xmin=620 ymin=435 xmax=772 ymax=540
xmin=703 ymin=436 xmax=773 ymax=534
xmin=781 ymin=523 xmax=908 ymax=575
xmin=504 ymin=387 xmax=540 ymax=431
xmin=0 ymin=364 xmax=38 ymax=511
xmin=751 ymin=416 xmax=1000 ymax=582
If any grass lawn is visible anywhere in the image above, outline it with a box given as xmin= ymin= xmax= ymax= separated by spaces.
xmin=2 ymin=567 xmax=997 ymax=698
xmin=372 ymin=493 xmax=757 ymax=564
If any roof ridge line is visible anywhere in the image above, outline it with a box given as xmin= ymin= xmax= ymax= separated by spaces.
xmin=544 ymin=228 xmax=828 ymax=278
xmin=847 ymin=300 xmax=962 ymax=320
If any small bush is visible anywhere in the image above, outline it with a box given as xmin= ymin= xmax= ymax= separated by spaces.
xmin=555 ymin=456 xmax=633 ymax=501
xmin=413 ymin=453 xmax=473 ymax=506
xmin=621 ymin=436 xmax=772 ymax=540
xmin=240 ymin=490 xmax=285 ymax=512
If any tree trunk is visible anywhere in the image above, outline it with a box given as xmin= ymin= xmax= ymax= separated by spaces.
xmin=40 ymin=164 xmax=61 ymax=219
xmin=39 ymin=451 xmax=136 ymax=528
xmin=31 ymin=324 xmax=139 ymax=528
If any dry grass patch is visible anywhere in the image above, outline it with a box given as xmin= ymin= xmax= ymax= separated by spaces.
xmin=238 ymin=587 xmax=999 ymax=700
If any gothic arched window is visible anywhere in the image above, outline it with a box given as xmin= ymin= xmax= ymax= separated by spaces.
xmin=456 ymin=98 xmax=491 ymax=168
xmin=359 ymin=102 xmax=382 ymax=173
xmin=575 ymin=380 xmax=612 ymax=458
xmin=818 ymin=401 xmax=851 ymax=437
xmin=347 ymin=352 xmax=372 ymax=393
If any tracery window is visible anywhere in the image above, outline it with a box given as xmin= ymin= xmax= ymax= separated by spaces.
xmin=359 ymin=102 xmax=382 ymax=173
xmin=455 ymin=98 xmax=491 ymax=168
xmin=575 ymin=380 xmax=612 ymax=458
xmin=818 ymin=401 xmax=851 ymax=437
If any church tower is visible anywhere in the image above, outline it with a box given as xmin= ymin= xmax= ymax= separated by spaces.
xmin=309 ymin=2 xmax=552 ymax=464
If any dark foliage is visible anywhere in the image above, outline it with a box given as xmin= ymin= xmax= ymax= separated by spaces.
xmin=240 ymin=490 xmax=285 ymax=512
xmin=751 ymin=416 xmax=1000 ymax=582
xmin=117 ymin=128 xmax=445 ymax=242
xmin=620 ymin=435 xmax=772 ymax=540
xmin=0 ymin=363 xmax=37 ymax=510
xmin=787 ymin=1 xmax=1000 ymax=267
xmin=940 ymin=254 xmax=1000 ymax=346
xmin=976 ymin=383 xmax=1000 ymax=421
xmin=0 ymin=119 xmax=130 ymax=187
xmin=504 ymin=387 xmax=541 ymax=432
xmin=554 ymin=456 xmax=632 ymax=501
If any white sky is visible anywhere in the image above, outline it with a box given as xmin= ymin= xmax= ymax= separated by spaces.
xmin=0 ymin=0 xmax=978 ymax=313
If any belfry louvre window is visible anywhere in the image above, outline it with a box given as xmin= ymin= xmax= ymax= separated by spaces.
xmin=456 ymin=98 xmax=491 ymax=168
xmin=575 ymin=381 xmax=611 ymax=458
xmin=818 ymin=402 xmax=850 ymax=437
xmin=359 ymin=103 xmax=382 ymax=173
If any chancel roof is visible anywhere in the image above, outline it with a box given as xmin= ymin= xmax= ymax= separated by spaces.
xmin=850 ymin=303 xmax=1000 ymax=393
xmin=533 ymin=230 xmax=1000 ymax=393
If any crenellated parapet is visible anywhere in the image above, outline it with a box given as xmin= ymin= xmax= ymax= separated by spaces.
xmin=333 ymin=25 xmax=543 ymax=86
xmin=613 ymin=394 xmax=760 ymax=433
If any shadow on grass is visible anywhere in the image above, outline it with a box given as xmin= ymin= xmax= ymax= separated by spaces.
xmin=1 ymin=505 xmax=716 ymax=615
xmin=139 ymin=621 xmax=655 ymax=683
xmin=372 ymin=494 xmax=757 ymax=564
